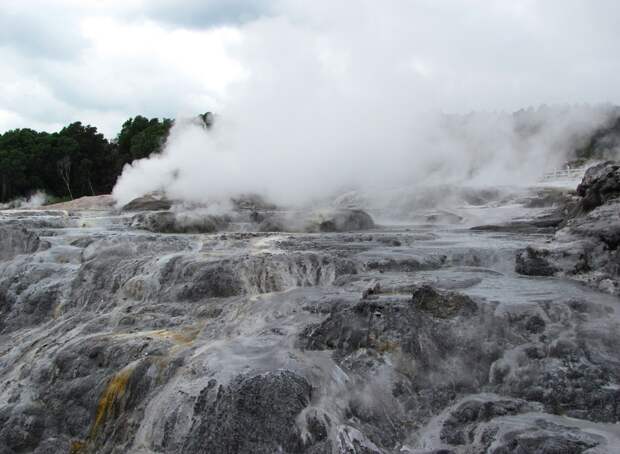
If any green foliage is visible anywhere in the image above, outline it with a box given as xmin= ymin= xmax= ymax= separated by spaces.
xmin=116 ymin=116 xmax=173 ymax=161
xmin=0 ymin=116 xmax=173 ymax=203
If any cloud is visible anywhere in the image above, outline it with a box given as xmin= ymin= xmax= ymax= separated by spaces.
xmin=0 ymin=2 xmax=83 ymax=60
xmin=0 ymin=0 xmax=620 ymax=143
xmin=0 ymin=0 xmax=248 ymax=136
xmin=139 ymin=0 xmax=275 ymax=28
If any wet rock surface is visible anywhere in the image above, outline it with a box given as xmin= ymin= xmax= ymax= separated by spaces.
xmin=130 ymin=211 xmax=231 ymax=234
xmin=516 ymin=161 xmax=620 ymax=295
xmin=121 ymin=194 xmax=173 ymax=212
xmin=0 ymin=190 xmax=619 ymax=453
xmin=0 ymin=226 xmax=42 ymax=261
xmin=575 ymin=161 xmax=620 ymax=213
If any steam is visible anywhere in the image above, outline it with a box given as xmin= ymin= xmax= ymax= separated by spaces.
xmin=1 ymin=191 xmax=48 ymax=210
xmin=113 ymin=2 xmax=617 ymax=207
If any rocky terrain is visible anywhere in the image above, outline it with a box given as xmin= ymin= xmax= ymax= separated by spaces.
xmin=0 ymin=174 xmax=619 ymax=453
xmin=516 ymin=161 xmax=620 ymax=295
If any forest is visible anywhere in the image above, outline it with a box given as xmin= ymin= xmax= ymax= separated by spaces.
xmin=0 ymin=116 xmax=173 ymax=203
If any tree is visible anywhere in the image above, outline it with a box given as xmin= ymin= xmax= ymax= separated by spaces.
xmin=57 ymin=155 xmax=73 ymax=199
xmin=116 ymin=116 xmax=173 ymax=162
xmin=0 ymin=113 xmax=193 ymax=203
xmin=199 ymin=112 xmax=214 ymax=129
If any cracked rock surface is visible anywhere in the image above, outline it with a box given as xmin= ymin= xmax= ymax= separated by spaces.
xmin=1 ymin=188 xmax=619 ymax=453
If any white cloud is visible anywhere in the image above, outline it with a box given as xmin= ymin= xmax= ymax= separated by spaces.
xmin=0 ymin=0 xmax=247 ymax=136
xmin=0 ymin=0 xmax=619 ymax=139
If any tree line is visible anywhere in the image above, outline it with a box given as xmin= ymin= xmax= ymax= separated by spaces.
xmin=0 ymin=116 xmax=173 ymax=203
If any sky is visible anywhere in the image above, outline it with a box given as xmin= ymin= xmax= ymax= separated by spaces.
xmin=1 ymin=0 xmax=620 ymax=138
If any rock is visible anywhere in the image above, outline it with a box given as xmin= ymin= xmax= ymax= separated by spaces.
xmin=522 ymin=188 xmax=574 ymax=209
xmin=425 ymin=211 xmax=463 ymax=224
xmin=182 ymin=371 xmax=315 ymax=454
xmin=362 ymin=282 xmax=381 ymax=299
xmin=0 ymin=404 xmax=45 ymax=453
xmin=255 ymin=209 xmax=375 ymax=233
xmin=515 ymin=246 xmax=558 ymax=276
xmin=411 ymin=285 xmax=478 ymax=319
xmin=316 ymin=209 xmax=375 ymax=232
xmin=575 ymin=161 xmax=620 ymax=213
xmin=131 ymin=211 xmax=230 ymax=234
xmin=427 ymin=396 xmax=603 ymax=454
xmin=440 ymin=396 xmax=537 ymax=445
xmin=300 ymin=286 xmax=497 ymax=434
xmin=3 ymin=192 xmax=620 ymax=454
xmin=0 ymin=226 xmax=41 ymax=261
xmin=516 ymin=162 xmax=620 ymax=294
xmin=257 ymin=215 xmax=288 ymax=232
xmin=365 ymin=255 xmax=445 ymax=272
xmin=576 ymin=161 xmax=619 ymax=197
xmin=491 ymin=419 xmax=602 ymax=454
xmin=516 ymin=200 xmax=620 ymax=294
xmin=461 ymin=187 xmax=503 ymax=206
xmin=230 ymin=194 xmax=277 ymax=211
xmin=42 ymin=194 xmax=115 ymax=211
xmin=122 ymin=194 xmax=172 ymax=211
xmin=471 ymin=215 xmax=563 ymax=234
xmin=568 ymin=200 xmax=620 ymax=251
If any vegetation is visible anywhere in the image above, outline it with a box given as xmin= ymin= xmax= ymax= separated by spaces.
xmin=573 ymin=114 xmax=620 ymax=163
xmin=0 ymin=116 xmax=172 ymax=203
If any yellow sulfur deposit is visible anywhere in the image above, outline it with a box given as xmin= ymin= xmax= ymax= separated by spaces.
xmin=90 ymin=365 xmax=135 ymax=437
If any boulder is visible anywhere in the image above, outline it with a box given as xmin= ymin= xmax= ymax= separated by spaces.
xmin=122 ymin=194 xmax=172 ymax=212
xmin=131 ymin=211 xmax=230 ymax=234
xmin=575 ymin=161 xmax=620 ymax=213
xmin=182 ymin=371 xmax=315 ymax=454
xmin=515 ymin=246 xmax=558 ymax=276
xmin=0 ymin=226 xmax=41 ymax=261
xmin=411 ymin=285 xmax=478 ymax=319
xmin=230 ymin=194 xmax=277 ymax=211
xmin=425 ymin=211 xmax=463 ymax=224
xmin=427 ymin=396 xmax=603 ymax=454
xmin=316 ymin=209 xmax=375 ymax=232
xmin=516 ymin=162 xmax=620 ymax=294
xmin=254 ymin=209 xmax=375 ymax=233
xmin=440 ymin=396 xmax=537 ymax=446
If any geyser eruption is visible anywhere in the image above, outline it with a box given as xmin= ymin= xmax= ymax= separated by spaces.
xmin=112 ymin=2 xmax=620 ymax=207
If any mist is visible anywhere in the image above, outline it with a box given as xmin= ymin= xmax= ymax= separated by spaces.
xmin=112 ymin=1 xmax=619 ymax=207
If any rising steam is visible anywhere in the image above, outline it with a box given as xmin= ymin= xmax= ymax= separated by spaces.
xmin=112 ymin=2 xmax=617 ymax=207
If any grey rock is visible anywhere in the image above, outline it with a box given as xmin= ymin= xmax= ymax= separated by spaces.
xmin=0 ymin=226 xmax=41 ymax=262
xmin=440 ymin=396 xmax=536 ymax=445
xmin=182 ymin=371 xmax=315 ymax=454
xmin=491 ymin=419 xmax=601 ymax=454
xmin=230 ymin=193 xmax=277 ymax=211
xmin=515 ymin=246 xmax=559 ymax=276
xmin=411 ymin=285 xmax=478 ymax=319
xmin=2 ymin=199 xmax=620 ymax=454
xmin=121 ymin=195 xmax=172 ymax=212
xmin=131 ymin=211 xmax=230 ymax=234
xmin=517 ymin=162 xmax=620 ymax=294
xmin=575 ymin=161 xmax=620 ymax=210
xmin=316 ymin=209 xmax=375 ymax=232
xmin=425 ymin=211 xmax=463 ymax=225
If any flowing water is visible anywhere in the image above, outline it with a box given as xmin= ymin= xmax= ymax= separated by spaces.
xmin=0 ymin=194 xmax=619 ymax=453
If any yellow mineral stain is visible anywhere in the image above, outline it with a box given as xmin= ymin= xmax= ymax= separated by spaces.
xmin=89 ymin=365 xmax=135 ymax=438
xmin=376 ymin=339 xmax=399 ymax=353
xmin=151 ymin=326 xmax=200 ymax=345
xmin=69 ymin=440 xmax=86 ymax=454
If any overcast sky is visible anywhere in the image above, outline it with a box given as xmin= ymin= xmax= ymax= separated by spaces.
xmin=2 ymin=0 xmax=620 ymax=138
